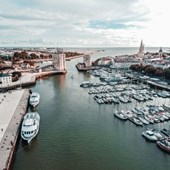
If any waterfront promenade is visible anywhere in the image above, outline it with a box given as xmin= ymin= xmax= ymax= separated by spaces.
xmin=0 ymin=89 xmax=29 ymax=170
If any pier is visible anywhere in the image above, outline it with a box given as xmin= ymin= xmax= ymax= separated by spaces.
xmin=0 ymin=89 xmax=29 ymax=170
xmin=76 ymin=63 xmax=99 ymax=72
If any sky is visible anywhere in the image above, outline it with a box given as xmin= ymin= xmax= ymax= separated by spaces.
xmin=0 ymin=0 xmax=170 ymax=47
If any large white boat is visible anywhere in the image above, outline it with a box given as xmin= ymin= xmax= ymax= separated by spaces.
xmin=29 ymin=92 xmax=40 ymax=107
xmin=21 ymin=112 xmax=40 ymax=143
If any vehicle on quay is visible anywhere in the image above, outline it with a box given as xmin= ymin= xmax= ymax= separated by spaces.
xmin=29 ymin=92 xmax=40 ymax=107
xmin=21 ymin=112 xmax=40 ymax=144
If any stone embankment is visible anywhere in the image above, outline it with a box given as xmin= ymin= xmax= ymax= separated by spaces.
xmin=0 ymin=70 xmax=67 ymax=91
xmin=0 ymin=89 xmax=29 ymax=170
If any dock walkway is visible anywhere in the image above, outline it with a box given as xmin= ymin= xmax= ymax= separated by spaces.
xmin=0 ymin=89 xmax=29 ymax=170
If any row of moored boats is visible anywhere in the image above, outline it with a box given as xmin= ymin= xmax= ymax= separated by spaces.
xmin=113 ymin=109 xmax=170 ymax=153
xmin=114 ymin=104 xmax=170 ymax=126
xmin=142 ymin=129 xmax=170 ymax=153
xmin=85 ymin=83 xmax=170 ymax=105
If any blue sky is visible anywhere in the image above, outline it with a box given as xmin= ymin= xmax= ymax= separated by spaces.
xmin=0 ymin=0 xmax=169 ymax=47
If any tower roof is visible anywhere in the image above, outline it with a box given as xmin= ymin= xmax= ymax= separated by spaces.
xmin=159 ymin=47 xmax=163 ymax=53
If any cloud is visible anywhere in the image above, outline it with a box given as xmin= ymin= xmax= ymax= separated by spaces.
xmin=0 ymin=0 xmax=169 ymax=47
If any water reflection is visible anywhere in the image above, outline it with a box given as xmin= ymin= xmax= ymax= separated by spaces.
xmin=53 ymin=74 xmax=66 ymax=90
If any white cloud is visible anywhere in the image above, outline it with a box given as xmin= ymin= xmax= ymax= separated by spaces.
xmin=0 ymin=0 xmax=169 ymax=47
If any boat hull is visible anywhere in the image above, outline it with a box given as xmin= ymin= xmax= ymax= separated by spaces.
xmin=21 ymin=112 xmax=40 ymax=144
xmin=114 ymin=112 xmax=128 ymax=120
xmin=157 ymin=141 xmax=170 ymax=153
xmin=21 ymin=125 xmax=40 ymax=144
xmin=128 ymin=117 xmax=143 ymax=126
xmin=142 ymin=132 xmax=157 ymax=142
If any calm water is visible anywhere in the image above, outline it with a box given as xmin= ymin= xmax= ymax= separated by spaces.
xmin=12 ymin=48 xmax=170 ymax=170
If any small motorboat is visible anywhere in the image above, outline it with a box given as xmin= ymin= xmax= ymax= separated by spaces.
xmin=142 ymin=130 xmax=158 ymax=142
xmin=157 ymin=138 xmax=170 ymax=153
xmin=161 ymin=128 xmax=170 ymax=137
xmin=29 ymin=92 xmax=40 ymax=107
xmin=138 ymin=117 xmax=149 ymax=125
xmin=114 ymin=110 xmax=128 ymax=120
xmin=148 ymin=128 xmax=163 ymax=139
xmin=129 ymin=117 xmax=143 ymax=126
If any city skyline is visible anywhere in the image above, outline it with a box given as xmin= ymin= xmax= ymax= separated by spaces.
xmin=0 ymin=0 xmax=170 ymax=47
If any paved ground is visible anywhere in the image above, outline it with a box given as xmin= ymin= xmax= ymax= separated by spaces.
xmin=0 ymin=89 xmax=29 ymax=170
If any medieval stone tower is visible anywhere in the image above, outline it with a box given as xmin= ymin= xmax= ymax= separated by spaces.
xmin=83 ymin=54 xmax=91 ymax=67
xmin=52 ymin=48 xmax=66 ymax=71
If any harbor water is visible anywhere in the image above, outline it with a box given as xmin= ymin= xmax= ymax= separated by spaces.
xmin=12 ymin=48 xmax=170 ymax=170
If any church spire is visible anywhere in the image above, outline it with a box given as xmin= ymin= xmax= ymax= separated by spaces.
xmin=138 ymin=40 xmax=144 ymax=58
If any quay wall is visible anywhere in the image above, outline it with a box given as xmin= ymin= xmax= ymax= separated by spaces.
xmin=35 ymin=70 xmax=67 ymax=79
xmin=0 ymin=89 xmax=30 ymax=170
xmin=75 ymin=63 xmax=98 ymax=72
xmin=0 ymin=70 xmax=67 ymax=91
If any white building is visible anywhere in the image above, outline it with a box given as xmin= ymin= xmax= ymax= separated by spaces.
xmin=83 ymin=55 xmax=91 ymax=67
xmin=0 ymin=73 xmax=12 ymax=85
xmin=52 ymin=48 xmax=66 ymax=71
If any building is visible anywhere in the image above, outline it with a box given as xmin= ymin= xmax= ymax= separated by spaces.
xmin=83 ymin=55 xmax=91 ymax=67
xmin=138 ymin=40 xmax=145 ymax=58
xmin=0 ymin=73 xmax=12 ymax=85
xmin=52 ymin=48 xmax=66 ymax=71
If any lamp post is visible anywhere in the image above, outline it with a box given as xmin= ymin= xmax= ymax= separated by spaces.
xmin=20 ymin=76 xmax=22 ymax=89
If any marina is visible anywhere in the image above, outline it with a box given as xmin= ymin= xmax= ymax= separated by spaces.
xmin=11 ymin=48 xmax=170 ymax=170
xmin=1 ymin=0 xmax=170 ymax=168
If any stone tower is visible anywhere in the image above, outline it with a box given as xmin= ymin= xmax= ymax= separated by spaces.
xmin=52 ymin=48 xmax=66 ymax=71
xmin=83 ymin=54 xmax=91 ymax=67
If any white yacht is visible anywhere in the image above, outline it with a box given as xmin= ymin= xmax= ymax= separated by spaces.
xmin=29 ymin=92 xmax=40 ymax=107
xmin=138 ymin=117 xmax=150 ymax=125
xmin=149 ymin=129 xmax=163 ymax=139
xmin=142 ymin=130 xmax=158 ymax=141
xmin=114 ymin=110 xmax=128 ymax=120
xmin=21 ymin=112 xmax=40 ymax=143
